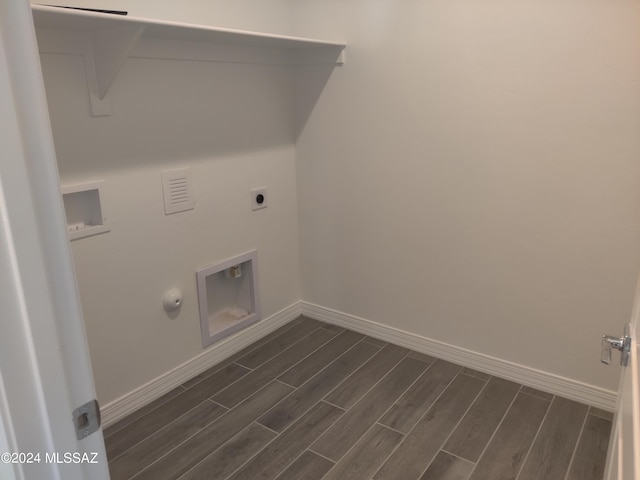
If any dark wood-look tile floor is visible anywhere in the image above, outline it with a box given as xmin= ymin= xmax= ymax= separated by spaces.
xmin=104 ymin=316 xmax=612 ymax=480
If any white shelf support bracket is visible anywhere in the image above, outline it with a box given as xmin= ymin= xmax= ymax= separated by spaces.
xmin=83 ymin=25 xmax=144 ymax=116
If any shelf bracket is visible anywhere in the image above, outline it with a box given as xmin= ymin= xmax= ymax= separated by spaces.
xmin=84 ymin=25 xmax=144 ymax=116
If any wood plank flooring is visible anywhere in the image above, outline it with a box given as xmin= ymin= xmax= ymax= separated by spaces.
xmin=105 ymin=316 xmax=612 ymax=480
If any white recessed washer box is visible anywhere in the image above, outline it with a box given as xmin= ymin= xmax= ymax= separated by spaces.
xmin=61 ymin=181 xmax=110 ymax=241
xmin=196 ymin=250 xmax=261 ymax=348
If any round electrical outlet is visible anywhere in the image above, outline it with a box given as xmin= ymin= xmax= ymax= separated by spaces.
xmin=250 ymin=187 xmax=267 ymax=211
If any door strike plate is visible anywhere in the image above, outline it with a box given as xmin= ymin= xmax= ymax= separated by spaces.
xmin=73 ymin=399 xmax=101 ymax=440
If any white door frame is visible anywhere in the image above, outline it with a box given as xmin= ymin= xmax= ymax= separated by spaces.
xmin=0 ymin=1 xmax=109 ymax=478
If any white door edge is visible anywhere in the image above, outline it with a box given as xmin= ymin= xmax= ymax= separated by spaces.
xmin=0 ymin=1 xmax=109 ymax=478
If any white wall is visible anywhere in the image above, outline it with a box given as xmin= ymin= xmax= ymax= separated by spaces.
xmin=39 ymin=36 xmax=301 ymax=403
xmin=292 ymin=0 xmax=640 ymax=391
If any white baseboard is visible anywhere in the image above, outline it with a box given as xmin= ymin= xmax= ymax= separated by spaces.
xmin=101 ymin=299 xmax=617 ymax=427
xmin=301 ymin=301 xmax=617 ymax=411
xmin=101 ymin=301 xmax=302 ymax=427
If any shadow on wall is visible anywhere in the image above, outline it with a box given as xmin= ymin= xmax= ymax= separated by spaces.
xmin=294 ymin=64 xmax=340 ymax=141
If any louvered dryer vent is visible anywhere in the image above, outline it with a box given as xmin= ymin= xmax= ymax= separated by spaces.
xmin=162 ymin=168 xmax=195 ymax=215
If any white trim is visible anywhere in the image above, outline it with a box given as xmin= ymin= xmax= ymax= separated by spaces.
xmin=102 ymin=298 xmax=618 ymax=427
xmin=301 ymin=301 xmax=617 ymax=411
xmin=101 ymin=301 xmax=302 ymax=427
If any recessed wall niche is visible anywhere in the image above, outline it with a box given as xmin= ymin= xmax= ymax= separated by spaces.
xmin=61 ymin=181 xmax=110 ymax=241
xmin=196 ymin=250 xmax=261 ymax=347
